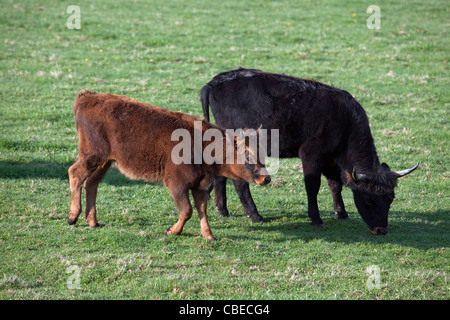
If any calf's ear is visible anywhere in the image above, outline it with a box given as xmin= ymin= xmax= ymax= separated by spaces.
xmin=256 ymin=124 xmax=263 ymax=134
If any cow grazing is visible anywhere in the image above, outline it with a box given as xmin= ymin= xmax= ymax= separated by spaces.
xmin=67 ymin=90 xmax=270 ymax=240
xmin=201 ymin=68 xmax=418 ymax=235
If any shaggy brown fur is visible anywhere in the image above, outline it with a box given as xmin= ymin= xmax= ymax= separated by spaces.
xmin=67 ymin=90 xmax=270 ymax=240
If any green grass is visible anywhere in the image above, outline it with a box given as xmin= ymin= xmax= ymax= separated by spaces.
xmin=0 ymin=0 xmax=448 ymax=300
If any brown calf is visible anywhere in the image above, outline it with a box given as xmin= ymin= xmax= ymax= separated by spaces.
xmin=67 ymin=90 xmax=270 ymax=240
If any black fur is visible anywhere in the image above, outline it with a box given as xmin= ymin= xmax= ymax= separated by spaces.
xmin=201 ymin=68 xmax=406 ymax=233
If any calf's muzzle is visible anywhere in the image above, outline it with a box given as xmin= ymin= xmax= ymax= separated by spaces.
xmin=254 ymin=174 xmax=271 ymax=186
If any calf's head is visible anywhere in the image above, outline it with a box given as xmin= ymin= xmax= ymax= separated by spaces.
xmin=224 ymin=128 xmax=271 ymax=186
xmin=346 ymin=162 xmax=419 ymax=235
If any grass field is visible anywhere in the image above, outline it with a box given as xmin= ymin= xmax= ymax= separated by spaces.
xmin=0 ymin=0 xmax=448 ymax=300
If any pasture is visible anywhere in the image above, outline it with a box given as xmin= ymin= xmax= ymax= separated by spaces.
xmin=0 ymin=0 xmax=448 ymax=300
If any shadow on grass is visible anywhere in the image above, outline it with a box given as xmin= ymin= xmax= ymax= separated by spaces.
xmin=0 ymin=160 xmax=146 ymax=186
xmin=214 ymin=209 xmax=449 ymax=250
xmin=3 ymin=160 xmax=447 ymax=251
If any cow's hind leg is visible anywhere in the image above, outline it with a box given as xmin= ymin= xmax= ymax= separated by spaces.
xmin=327 ymin=179 xmax=348 ymax=219
xmin=67 ymin=157 xmax=99 ymax=225
xmin=84 ymin=160 xmax=112 ymax=227
xmin=232 ymin=180 xmax=264 ymax=223
xmin=165 ymin=186 xmax=192 ymax=237
xmin=192 ymin=189 xmax=216 ymax=240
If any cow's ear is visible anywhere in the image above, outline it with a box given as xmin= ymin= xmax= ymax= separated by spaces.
xmin=379 ymin=162 xmax=391 ymax=172
xmin=344 ymin=171 xmax=353 ymax=185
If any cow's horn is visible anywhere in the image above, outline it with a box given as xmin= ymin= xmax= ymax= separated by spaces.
xmin=256 ymin=124 xmax=263 ymax=133
xmin=394 ymin=162 xmax=419 ymax=177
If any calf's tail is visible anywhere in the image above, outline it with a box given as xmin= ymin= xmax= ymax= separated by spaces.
xmin=200 ymin=85 xmax=211 ymax=122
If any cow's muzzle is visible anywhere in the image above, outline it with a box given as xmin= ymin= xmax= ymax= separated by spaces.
xmin=371 ymin=226 xmax=389 ymax=235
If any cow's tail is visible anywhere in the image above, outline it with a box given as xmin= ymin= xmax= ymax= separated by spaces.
xmin=200 ymin=85 xmax=211 ymax=122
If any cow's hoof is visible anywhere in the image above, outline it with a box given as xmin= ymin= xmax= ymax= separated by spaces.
xmin=312 ymin=220 xmax=325 ymax=227
xmin=335 ymin=211 xmax=349 ymax=220
xmin=315 ymin=223 xmax=325 ymax=227
xmin=216 ymin=208 xmax=230 ymax=218
xmin=248 ymin=214 xmax=265 ymax=223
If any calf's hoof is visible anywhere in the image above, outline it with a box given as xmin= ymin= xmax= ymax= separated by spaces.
xmin=67 ymin=213 xmax=77 ymax=225
xmin=164 ymin=226 xmax=172 ymax=235
xmin=86 ymin=218 xmax=100 ymax=228
xmin=203 ymin=234 xmax=217 ymax=241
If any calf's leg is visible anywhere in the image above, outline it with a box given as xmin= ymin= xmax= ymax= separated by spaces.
xmin=84 ymin=161 xmax=112 ymax=227
xmin=164 ymin=186 xmax=192 ymax=237
xmin=192 ymin=189 xmax=216 ymax=240
xmin=68 ymin=157 xmax=98 ymax=225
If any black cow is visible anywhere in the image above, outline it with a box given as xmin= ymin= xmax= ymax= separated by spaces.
xmin=200 ymin=68 xmax=418 ymax=235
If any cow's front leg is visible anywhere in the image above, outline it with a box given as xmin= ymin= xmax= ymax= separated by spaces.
xmin=232 ymin=180 xmax=264 ymax=223
xmin=213 ymin=176 xmax=230 ymax=217
xmin=300 ymin=141 xmax=325 ymax=227
xmin=192 ymin=189 xmax=216 ymax=240
xmin=165 ymin=186 xmax=192 ymax=236
xmin=327 ymin=179 xmax=348 ymax=219
xmin=303 ymin=173 xmax=324 ymax=226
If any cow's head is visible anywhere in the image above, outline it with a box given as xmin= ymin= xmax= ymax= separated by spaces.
xmin=224 ymin=128 xmax=271 ymax=186
xmin=345 ymin=162 xmax=419 ymax=235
